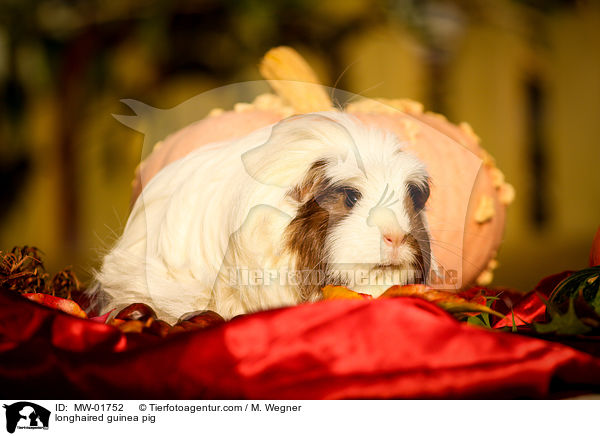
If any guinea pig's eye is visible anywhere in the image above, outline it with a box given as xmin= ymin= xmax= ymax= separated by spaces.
xmin=407 ymin=182 xmax=430 ymax=212
xmin=340 ymin=187 xmax=361 ymax=208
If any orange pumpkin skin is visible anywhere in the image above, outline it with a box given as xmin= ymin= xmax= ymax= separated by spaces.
xmin=131 ymin=102 xmax=510 ymax=290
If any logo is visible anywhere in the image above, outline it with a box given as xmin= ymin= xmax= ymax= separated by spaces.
xmin=3 ymin=402 xmax=50 ymax=434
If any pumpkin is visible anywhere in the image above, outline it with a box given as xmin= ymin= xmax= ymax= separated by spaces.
xmin=129 ymin=47 xmax=513 ymax=290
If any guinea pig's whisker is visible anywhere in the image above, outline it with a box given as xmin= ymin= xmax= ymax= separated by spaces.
xmin=427 ymin=240 xmax=481 ymax=270
xmin=309 ymin=250 xmax=335 ymax=274
xmin=426 ymin=238 xmax=466 ymax=252
xmin=311 ymin=258 xmax=328 ymax=273
xmin=412 ymin=236 xmax=465 ymax=258
xmin=330 ymin=59 xmax=359 ymax=104
xmin=411 ymin=245 xmax=433 ymax=257
xmin=345 ymin=82 xmax=385 ymax=105
xmin=425 ymin=226 xmax=494 ymax=239
xmin=425 ymin=220 xmax=495 ymax=238
xmin=425 ymin=240 xmax=463 ymax=256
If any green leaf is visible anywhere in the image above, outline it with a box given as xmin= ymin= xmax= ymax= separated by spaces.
xmin=466 ymin=314 xmax=488 ymax=327
xmin=440 ymin=301 xmax=504 ymax=318
xmin=534 ymin=298 xmax=591 ymax=335
xmin=589 ymin=275 xmax=600 ymax=314
xmin=484 ymin=296 xmax=501 ymax=304
xmin=481 ymin=311 xmax=491 ymax=328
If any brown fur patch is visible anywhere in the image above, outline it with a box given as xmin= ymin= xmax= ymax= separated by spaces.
xmin=403 ymin=186 xmax=431 ymax=283
xmin=284 ymin=160 xmax=357 ymax=300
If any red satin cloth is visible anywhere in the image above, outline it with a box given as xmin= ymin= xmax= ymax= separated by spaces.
xmin=492 ymin=271 xmax=572 ymax=328
xmin=1 ymin=272 xmax=600 ymax=399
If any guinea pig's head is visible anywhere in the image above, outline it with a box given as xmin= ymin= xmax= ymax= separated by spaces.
xmin=242 ymin=112 xmax=431 ymax=299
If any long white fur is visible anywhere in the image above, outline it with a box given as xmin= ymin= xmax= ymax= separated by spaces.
xmin=92 ymin=112 xmax=430 ymax=323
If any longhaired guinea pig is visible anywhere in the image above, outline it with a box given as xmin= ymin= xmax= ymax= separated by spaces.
xmin=91 ymin=112 xmax=433 ymax=323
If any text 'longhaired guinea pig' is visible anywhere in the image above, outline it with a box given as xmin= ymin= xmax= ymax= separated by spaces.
xmin=92 ymin=112 xmax=433 ymax=323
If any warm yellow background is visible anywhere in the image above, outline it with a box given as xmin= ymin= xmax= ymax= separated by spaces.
xmin=1 ymin=0 xmax=598 ymax=291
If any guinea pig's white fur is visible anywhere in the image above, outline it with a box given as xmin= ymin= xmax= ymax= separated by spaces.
xmin=91 ymin=112 xmax=432 ymax=323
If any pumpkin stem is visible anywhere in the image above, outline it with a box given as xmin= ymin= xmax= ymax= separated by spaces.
xmin=259 ymin=46 xmax=333 ymax=114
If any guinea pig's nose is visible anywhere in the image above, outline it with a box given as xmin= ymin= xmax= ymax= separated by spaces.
xmin=383 ymin=232 xmax=406 ymax=247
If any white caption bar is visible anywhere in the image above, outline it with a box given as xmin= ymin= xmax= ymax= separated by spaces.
xmin=1 ymin=399 xmax=597 ymax=435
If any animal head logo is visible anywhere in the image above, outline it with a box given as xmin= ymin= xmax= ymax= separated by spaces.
xmin=3 ymin=402 xmax=50 ymax=434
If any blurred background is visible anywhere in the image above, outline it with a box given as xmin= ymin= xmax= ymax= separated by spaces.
xmin=0 ymin=0 xmax=598 ymax=291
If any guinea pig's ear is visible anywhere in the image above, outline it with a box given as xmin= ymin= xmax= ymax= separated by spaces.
xmin=241 ymin=113 xmax=364 ymax=188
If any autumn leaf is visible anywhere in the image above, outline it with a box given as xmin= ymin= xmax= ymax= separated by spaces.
xmin=322 ymin=285 xmax=373 ymax=300
xmin=534 ymin=298 xmax=591 ymax=335
xmin=322 ymin=284 xmax=504 ymax=319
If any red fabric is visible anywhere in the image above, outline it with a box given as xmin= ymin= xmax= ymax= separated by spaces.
xmin=493 ymin=271 xmax=573 ymax=328
xmin=2 ymin=282 xmax=600 ymax=399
